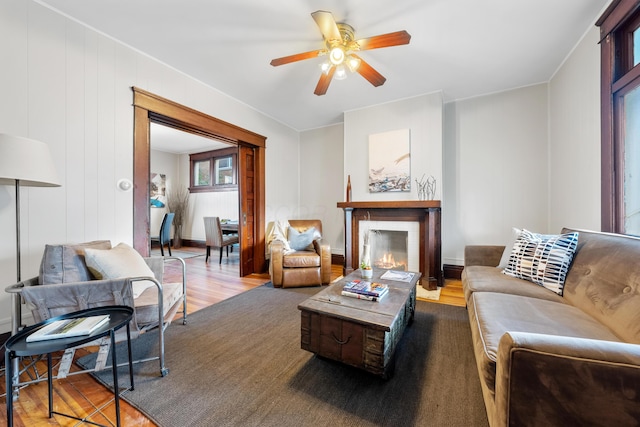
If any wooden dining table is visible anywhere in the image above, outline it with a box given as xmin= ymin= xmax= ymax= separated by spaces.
xmin=220 ymin=220 xmax=238 ymax=235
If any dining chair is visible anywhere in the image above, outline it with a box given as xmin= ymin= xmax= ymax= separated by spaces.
xmin=204 ymin=216 xmax=239 ymax=263
xmin=151 ymin=212 xmax=175 ymax=256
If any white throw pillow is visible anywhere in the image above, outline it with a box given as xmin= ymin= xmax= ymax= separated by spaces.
xmin=497 ymin=227 xmax=522 ymax=269
xmin=85 ymin=242 xmax=156 ymax=298
xmin=503 ymin=229 xmax=579 ymax=295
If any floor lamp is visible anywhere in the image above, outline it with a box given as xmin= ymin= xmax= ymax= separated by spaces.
xmin=0 ymin=133 xmax=60 ymax=283
xmin=0 ymin=134 xmax=60 ymax=399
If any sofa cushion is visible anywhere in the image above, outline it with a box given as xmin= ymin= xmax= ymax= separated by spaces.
xmin=468 ymin=291 xmax=623 ymax=396
xmin=462 ymin=266 xmax=564 ymax=304
xmin=562 ymin=228 xmax=640 ymax=344
xmin=287 ymin=226 xmax=321 ymax=251
xmin=84 ymin=243 xmax=156 ymax=298
xmin=503 ymin=229 xmax=579 ymax=295
xmin=39 ymin=240 xmax=113 ymax=285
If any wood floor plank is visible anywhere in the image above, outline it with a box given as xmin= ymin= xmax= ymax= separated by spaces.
xmin=1 ymin=246 xmax=465 ymax=426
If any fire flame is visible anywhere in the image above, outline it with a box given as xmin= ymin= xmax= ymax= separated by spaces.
xmin=374 ymin=252 xmax=408 ymax=270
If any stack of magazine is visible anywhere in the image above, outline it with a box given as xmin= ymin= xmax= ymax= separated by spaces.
xmin=342 ymin=279 xmax=389 ymax=302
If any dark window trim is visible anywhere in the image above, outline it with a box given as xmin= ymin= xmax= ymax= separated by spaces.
xmin=597 ymin=0 xmax=640 ymax=233
xmin=189 ymin=146 xmax=238 ymax=193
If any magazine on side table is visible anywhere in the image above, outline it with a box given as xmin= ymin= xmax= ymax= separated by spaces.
xmin=26 ymin=315 xmax=110 ymax=342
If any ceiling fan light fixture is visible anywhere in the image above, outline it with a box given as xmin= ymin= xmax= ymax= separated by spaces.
xmin=320 ymin=61 xmax=332 ymax=74
xmin=335 ymin=64 xmax=347 ymax=80
xmin=329 ymin=46 xmax=345 ymax=65
xmin=346 ymin=55 xmax=361 ymax=72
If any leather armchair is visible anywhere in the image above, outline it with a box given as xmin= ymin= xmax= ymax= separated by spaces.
xmin=269 ymin=219 xmax=331 ymax=288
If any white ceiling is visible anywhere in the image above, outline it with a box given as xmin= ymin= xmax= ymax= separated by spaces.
xmin=38 ymin=0 xmax=610 ymax=132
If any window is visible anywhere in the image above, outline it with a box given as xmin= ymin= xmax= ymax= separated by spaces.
xmin=189 ymin=147 xmax=237 ymax=192
xmin=598 ymin=0 xmax=640 ymax=234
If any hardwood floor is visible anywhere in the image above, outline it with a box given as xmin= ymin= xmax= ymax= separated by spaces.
xmin=1 ymin=246 xmax=465 ymax=426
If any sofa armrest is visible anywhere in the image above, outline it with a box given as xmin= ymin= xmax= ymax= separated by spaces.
xmin=464 ymin=245 xmax=505 ymax=267
xmin=314 ymin=239 xmax=331 ymax=284
xmin=270 ymin=240 xmax=285 ymax=287
xmin=495 ymin=331 xmax=640 ymax=427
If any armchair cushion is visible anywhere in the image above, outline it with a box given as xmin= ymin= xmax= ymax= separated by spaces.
xmin=39 ymin=240 xmax=112 ymax=285
xmin=282 ymin=251 xmax=321 ymax=268
xmin=85 ymin=243 xmax=156 ymax=298
xmin=287 ymin=226 xmax=321 ymax=251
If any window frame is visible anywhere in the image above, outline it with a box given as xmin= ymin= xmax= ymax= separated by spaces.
xmin=597 ymin=0 xmax=640 ymax=233
xmin=189 ymin=147 xmax=237 ymax=193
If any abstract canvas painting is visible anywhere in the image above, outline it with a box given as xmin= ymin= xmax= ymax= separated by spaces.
xmin=369 ymin=129 xmax=411 ymax=192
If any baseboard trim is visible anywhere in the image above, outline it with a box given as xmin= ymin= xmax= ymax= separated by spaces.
xmin=444 ymin=264 xmax=464 ymax=280
xmin=332 ymin=254 xmax=344 ymax=266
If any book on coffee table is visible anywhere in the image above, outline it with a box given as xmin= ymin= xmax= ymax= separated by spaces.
xmin=343 ymin=280 xmax=388 ymax=297
xmin=341 ymin=289 xmax=387 ymax=302
xmin=27 ymin=315 xmax=110 ymax=342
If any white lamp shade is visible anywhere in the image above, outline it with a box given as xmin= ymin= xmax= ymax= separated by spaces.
xmin=0 ymin=134 xmax=60 ymax=187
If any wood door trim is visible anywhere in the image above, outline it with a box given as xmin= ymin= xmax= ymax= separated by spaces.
xmin=132 ymin=87 xmax=267 ymax=274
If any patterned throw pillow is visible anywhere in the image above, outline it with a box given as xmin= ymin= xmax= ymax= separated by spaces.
xmin=503 ymin=229 xmax=579 ymax=295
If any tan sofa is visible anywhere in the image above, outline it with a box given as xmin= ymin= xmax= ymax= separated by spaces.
xmin=462 ymin=228 xmax=640 ymax=427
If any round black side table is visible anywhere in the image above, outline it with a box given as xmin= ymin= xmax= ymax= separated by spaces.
xmin=5 ymin=305 xmax=134 ymax=427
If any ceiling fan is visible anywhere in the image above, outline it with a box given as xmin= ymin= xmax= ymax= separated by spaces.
xmin=270 ymin=10 xmax=411 ymax=96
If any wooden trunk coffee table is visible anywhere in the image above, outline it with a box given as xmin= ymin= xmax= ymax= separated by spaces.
xmin=298 ymin=268 xmax=421 ymax=378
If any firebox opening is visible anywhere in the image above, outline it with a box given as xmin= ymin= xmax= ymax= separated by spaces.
xmin=371 ymin=230 xmax=408 ymax=271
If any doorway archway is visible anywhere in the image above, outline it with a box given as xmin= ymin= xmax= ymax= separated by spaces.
xmin=132 ymin=87 xmax=266 ymax=276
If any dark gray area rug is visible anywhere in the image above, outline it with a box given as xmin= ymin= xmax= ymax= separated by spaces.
xmin=78 ymin=284 xmax=488 ymax=427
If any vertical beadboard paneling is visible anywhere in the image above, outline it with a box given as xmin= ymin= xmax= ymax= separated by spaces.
xmin=96 ymin=35 xmax=117 ymax=239
xmin=83 ymin=28 xmax=99 ymax=238
xmin=113 ymin=44 xmax=138 ymax=244
xmin=0 ymin=0 xmax=29 ymax=286
xmin=26 ymin=3 xmax=67 ymax=274
xmin=65 ymin=19 xmax=87 ymax=243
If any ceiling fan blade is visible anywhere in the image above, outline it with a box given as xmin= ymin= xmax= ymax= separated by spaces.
xmin=270 ymin=49 xmax=325 ymax=67
xmin=311 ymin=10 xmax=342 ymax=44
xmin=354 ymin=30 xmax=411 ymax=51
xmin=352 ymin=54 xmax=386 ymax=87
xmin=314 ymin=66 xmax=336 ymax=96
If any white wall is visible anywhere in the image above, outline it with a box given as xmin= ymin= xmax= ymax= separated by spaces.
xmin=300 ymin=123 xmax=345 ymax=255
xmin=0 ymin=0 xmax=299 ymax=332
xmin=344 ymin=93 xmax=444 ymax=203
xmin=443 ymin=84 xmax=549 ymax=265
xmin=548 ymin=26 xmax=601 ymax=232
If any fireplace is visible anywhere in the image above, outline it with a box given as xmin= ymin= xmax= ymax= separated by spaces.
xmin=360 ymin=220 xmax=420 ymax=271
xmin=371 ymin=230 xmax=408 ymax=270
xmin=337 ymin=201 xmax=442 ymax=290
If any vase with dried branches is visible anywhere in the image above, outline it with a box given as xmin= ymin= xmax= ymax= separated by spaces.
xmin=166 ymin=186 xmax=190 ymax=248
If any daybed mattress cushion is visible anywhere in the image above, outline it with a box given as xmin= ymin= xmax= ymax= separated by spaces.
xmin=134 ymin=281 xmax=183 ymax=326
xmin=462 ymin=266 xmax=564 ymax=303
xmin=468 ymin=291 xmax=623 ymax=396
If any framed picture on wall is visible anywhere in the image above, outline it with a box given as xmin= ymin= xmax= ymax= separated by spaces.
xmin=150 ymin=173 xmax=166 ymax=208
xmin=368 ymin=129 xmax=411 ymax=192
